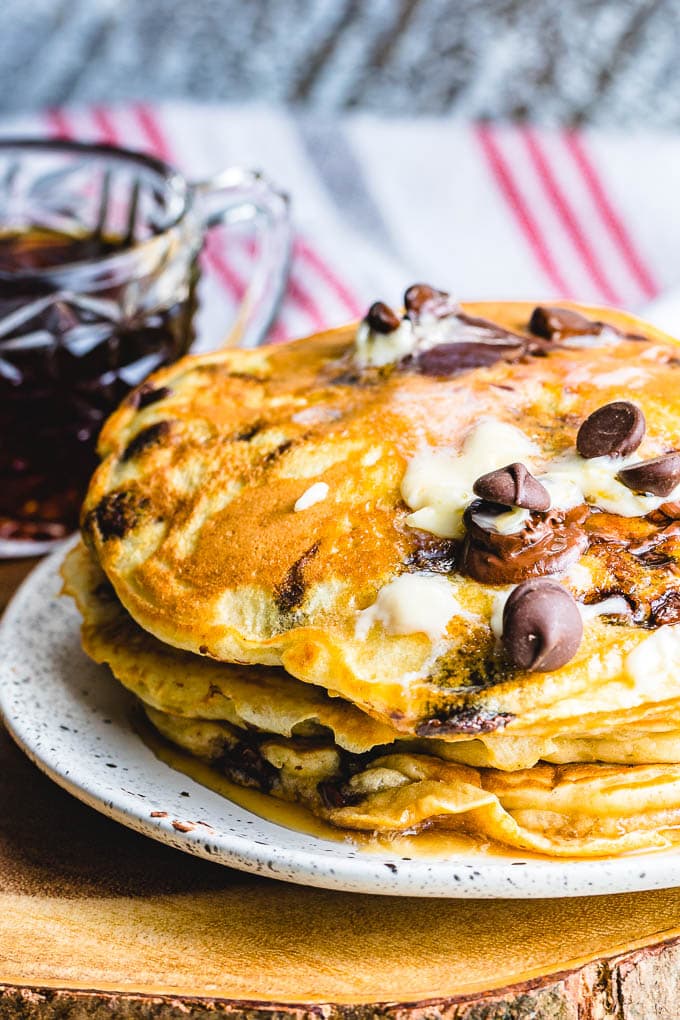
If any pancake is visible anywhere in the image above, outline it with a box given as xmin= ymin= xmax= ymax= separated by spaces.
xmin=63 ymin=534 xmax=680 ymax=766
xmin=147 ymin=706 xmax=680 ymax=858
xmin=80 ymin=298 xmax=680 ymax=738
xmin=62 ymin=542 xmax=680 ymax=857
xmin=61 ymin=541 xmax=400 ymax=756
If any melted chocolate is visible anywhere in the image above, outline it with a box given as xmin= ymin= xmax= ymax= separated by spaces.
xmin=460 ymin=501 xmax=588 ymax=585
xmin=275 ymin=541 xmax=321 ymax=613
xmin=651 ymin=590 xmax=680 ymax=626
xmin=529 ymin=305 xmax=606 ymax=340
xmin=121 ymin=421 xmax=172 ymax=461
xmin=410 ymin=340 xmax=525 ymax=377
xmin=405 ymin=531 xmax=459 ymax=573
xmin=416 ymin=708 xmax=514 ymax=737
xmin=218 ymin=741 xmax=278 ymax=793
xmin=129 ymin=383 xmax=172 ymax=410
xmin=90 ymin=489 xmax=149 ymax=541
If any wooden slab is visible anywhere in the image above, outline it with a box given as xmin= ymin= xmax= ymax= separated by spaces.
xmin=4 ymin=558 xmax=680 ymax=1018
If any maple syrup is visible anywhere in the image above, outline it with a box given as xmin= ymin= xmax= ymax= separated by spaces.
xmin=0 ymin=227 xmax=199 ymax=544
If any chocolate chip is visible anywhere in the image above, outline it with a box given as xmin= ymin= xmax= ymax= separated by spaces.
xmin=529 ymin=306 xmax=602 ymax=340
xmin=404 ymin=283 xmax=450 ymax=316
xmin=275 ymin=541 xmax=320 ymax=613
xmin=129 ymin=383 xmax=171 ymax=409
xmin=121 ymin=420 xmax=171 ymax=461
xmin=473 ymin=462 xmax=550 ymax=511
xmin=576 ymin=401 xmax=645 ymax=459
xmin=502 ymin=579 xmax=583 ymax=672
xmin=617 ymin=452 xmax=680 ymax=497
xmin=366 ymin=301 xmax=401 ymax=334
xmin=92 ymin=490 xmax=149 ymax=540
xmin=218 ymin=742 xmax=278 ymax=794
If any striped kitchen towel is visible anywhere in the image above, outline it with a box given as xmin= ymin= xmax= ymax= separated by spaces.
xmin=1 ymin=102 xmax=678 ymax=347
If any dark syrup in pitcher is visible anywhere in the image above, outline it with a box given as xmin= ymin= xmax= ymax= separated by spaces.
xmin=0 ymin=227 xmax=199 ymax=544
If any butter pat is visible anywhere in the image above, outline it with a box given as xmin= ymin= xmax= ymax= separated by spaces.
xmin=401 ymin=420 xmax=538 ymax=538
xmin=355 ymin=573 xmax=469 ymax=642
xmin=294 ymin=482 xmax=329 ymax=512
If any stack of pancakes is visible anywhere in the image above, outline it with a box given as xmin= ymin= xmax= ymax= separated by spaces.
xmin=63 ymin=292 xmax=680 ymax=858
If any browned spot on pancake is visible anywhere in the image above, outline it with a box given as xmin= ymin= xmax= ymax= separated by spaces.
xmin=276 ymin=541 xmax=321 ymax=613
xmin=416 ymin=709 xmax=514 ymax=738
xmin=91 ymin=490 xmax=149 ymax=541
xmin=122 ymin=420 xmax=171 ymax=461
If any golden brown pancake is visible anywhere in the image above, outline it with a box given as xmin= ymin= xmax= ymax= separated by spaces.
xmin=62 ymin=542 xmax=680 ymax=857
xmin=80 ymin=300 xmax=680 ymax=741
xmin=145 ymin=707 xmax=680 ymax=858
xmin=61 ymin=541 xmax=680 ymax=772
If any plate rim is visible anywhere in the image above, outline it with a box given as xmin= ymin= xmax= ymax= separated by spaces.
xmin=2 ymin=538 xmax=680 ymax=899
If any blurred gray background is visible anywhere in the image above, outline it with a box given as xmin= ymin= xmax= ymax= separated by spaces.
xmin=2 ymin=0 xmax=678 ymax=125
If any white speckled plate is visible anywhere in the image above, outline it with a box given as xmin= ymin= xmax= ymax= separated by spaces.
xmin=2 ymin=539 xmax=680 ymax=898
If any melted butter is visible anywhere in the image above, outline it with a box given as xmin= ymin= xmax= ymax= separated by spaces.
xmin=579 ymin=596 xmax=631 ymax=622
xmin=401 ymin=420 xmax=538 ymax=538
xmin=471 ymin=504 xmax=531 ymax=535
xmin=626 ymin=626 xmax=680 ymax=694
xmin=355 ymin=572 xmax=473 ymax=642
xmin=137 ymin=715 xmax=531 ymax=860
xmin=539 ymin=452 xmax=680 ymax=517
xmin=561 ymin=327 xmax=621 ymax=348
xmin=355 ymin=318 xmax=416 ymax=367
xmin=489 ymin=586 xmax=514 ymax=639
